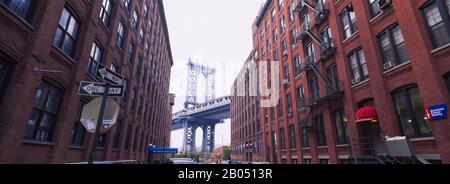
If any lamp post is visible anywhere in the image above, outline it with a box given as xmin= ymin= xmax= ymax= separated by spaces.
xmin=220 ymin=134 xmax=224 ymax=163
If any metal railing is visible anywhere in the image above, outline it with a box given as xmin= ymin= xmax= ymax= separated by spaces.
xmin=67 ymin=160 xmax=139 ymax=164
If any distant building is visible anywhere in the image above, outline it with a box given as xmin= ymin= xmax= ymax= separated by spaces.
xmin=230 ymin=50 xmax=264 ymax=163
xmin=0 ymin=0 xmax=173 ymax=163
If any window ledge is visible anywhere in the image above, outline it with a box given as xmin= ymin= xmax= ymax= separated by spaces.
xmin=351 ymin=79 xmax=370 ymax=89
xmin=68 ymin=145 xmax=86 ymax=150
xmin=22 ymin=140 xmax=55 ymax=146
xmin=302 ymin=147 xmax=311 ymax=150
xmin=382 ymin=61 xmax=411 ymax=76
xmin=431 ymin=43 xmax=450 ymax=54
xmin=51 ymin=46 xmax=77 ymax=65
xmin=369 ymin=7 xmax=393 ymax=24
xmin=336 ymin=144 xmax=349 ymax=148
xmin=342 ymin=31 xmax=360 ymax=44
xmin=317 ymin=146 xmax=328 ymax=149
xmin=410 ymin=137 xmax=435 ymax=142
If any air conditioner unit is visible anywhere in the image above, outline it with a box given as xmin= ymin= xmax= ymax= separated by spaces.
xmin=283 ymin=79 xmax=289 ymax=85
xmin=283 ymin=50 xmax=288 ymax=56
xmin=379 ymin=0 xmax=392 ymax=10
xmin=351 ymin=77 xmax=361 ymax=85
xmin=383 ymin=61 xmax=396 ymax=70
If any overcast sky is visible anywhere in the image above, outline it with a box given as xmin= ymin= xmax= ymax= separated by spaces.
xmin=164 ymin=0 xmax=265 ymax=150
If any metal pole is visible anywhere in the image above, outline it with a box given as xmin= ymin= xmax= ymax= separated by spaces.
xmin=88 ymin=84 xmax=109 ymax=164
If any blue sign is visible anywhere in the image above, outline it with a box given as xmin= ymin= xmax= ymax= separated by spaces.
xmin=425 ymin=104 xmax=448 ymax=121
xmin=148 ymin=147 xmax=178 ymax=153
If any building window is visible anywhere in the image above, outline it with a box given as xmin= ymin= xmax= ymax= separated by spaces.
xmin=284 ymin=64 xmax=290 ymax=82
xmin=0 ymin=0 xmax=33 ymax=20
xmin=271 ymin=131 xmax=278 ymax=154
xmin=325 ymin=65 xmax=339 ymax=94
xmin=0 ymin=61 xmax=9 ymax=98
xmin=292 ymin=159 xmax=298 ymax=164
xmin=277 ymin=98 xmax=283 ymax=118
xmin=143 ymin=4 xmax=148 ymax=19
xmin=24 ymin=81 xmax=64 ymax=142
xmin=378 ymin=24 xmax=410 ymax=69
xmin=271 ymin=8 xmax=276 ymax=21
xmin=320 ymin=159 xmax=329 ymax=164
xmin=297 ymin=85 xmax=305 ymax=109
xmin=293 ymin=56 xmax=301 ymax=76
xmin=99 ymin=0 xmax=112 ymax=26
xmin=133 ymin=129 xmax=138 ymax=151
xmin=127 ymin=42 xmax=135 ymax=64
xmin=315 ymin=114 xmax=327 ymax=147
xmin=273 ymin=29 xmax=278 ymax=43
xmin=286 ymin=93 xmax=293 ymax=115
xmin=291 ymin=29 xmax=298 ymax=47
xmin=393 ymin=85 xmax=433 ymax=138
xmin=124 ymin=125 xmax=132 ymax=150
xmin=340 ymin=5 xmax=358 ymax=39
xmin=132 ymin=10 xmax=139 ymax=30
xmin=301 ymin=122 xmax=310 ymax=148
xmin=0 ymin=0 xmax=33 ymax=21
xmin=122 ymin=0 xmax=130 ymax=10
xmin=87 ymin=42 xmax=102 ymax=76
xmin=305 ymin=42 xmax=315 ymax=64
xmin=53 ymin=7 xmax=79 ymax=56
xmin=112 ymin=120 xmax=122 ymax=149
xmin=117 ymin=21 xmax=125 ymax=48
xmin=139 ymin=28 xmax=145 ymax=44
xmin=334 ymin=109 xmax=349 ymax=145
xmin=281 ymin=16 xmax=286 ymax=33
xmin=422 ymin=0 xmax=450 ymax=48
xmin=348 ymin=48 xmax=369 ymax=84
xmin=369 ymin=0 xmax=381 ymax=17
xmin=289 ymin=1 xmax=295 ymax=21
xmin=304 ymin=159 xmax=312 ymax=164
xmin=280 ymin=128 xmax=286 ymax=150
xmin=130 ymin=88 xmax=136 ymax=110
xmin=71 ymin=102 xmax=86 ymax=146
xmin=289 ymin=124 xmax=296 ymax=149
xmin=309 ymin=75 xmax=320 ymax=101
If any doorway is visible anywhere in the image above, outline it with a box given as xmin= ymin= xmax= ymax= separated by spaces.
xmin=357 ymin=122 xmax=386 ymax=156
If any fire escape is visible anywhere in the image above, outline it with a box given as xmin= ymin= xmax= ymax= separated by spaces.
xmin=294 ymin=0 xmax=342 ymax=130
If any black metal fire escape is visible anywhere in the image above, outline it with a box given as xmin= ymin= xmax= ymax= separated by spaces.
xmin=294 ymin=0 xmax=343 ymax=128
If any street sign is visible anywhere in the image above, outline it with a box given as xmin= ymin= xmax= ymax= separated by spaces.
xmin=425 ymin=103 xmax=448 ymax=121
xmin=78 ymin=81 xmax=124 ymax=98
xmin=80 ymin=97 xmax=120 ymax=133
xmin=96 ymin=64 xmax=124 ymax=85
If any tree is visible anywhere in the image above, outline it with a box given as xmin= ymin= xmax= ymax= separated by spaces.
xmin=222 ymin=146 xmax=231 ymax=160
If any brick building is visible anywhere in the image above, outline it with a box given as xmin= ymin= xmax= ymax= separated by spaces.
xmin=0 ymin=0 xmax=173 ymax=163
xmin=245 ymin=0 xmax=450 ymax=164
xmin=230 ymin=50 xmax=264 ymax=162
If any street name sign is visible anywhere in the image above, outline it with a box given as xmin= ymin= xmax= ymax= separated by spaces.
xmin=96 ymin=64 xmax=124 ymax=85
xmin=78 ymin=81 xmax=124 ymax=98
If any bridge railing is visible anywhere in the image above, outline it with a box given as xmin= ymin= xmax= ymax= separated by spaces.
xmin=172 ymin=96 xmax=231 ymax=119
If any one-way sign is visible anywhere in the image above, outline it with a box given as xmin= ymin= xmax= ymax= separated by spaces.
xmin=96 ymin=64 xmax=124 ymax=85
xmin=79 ymin=81 xmax=124 ymax=98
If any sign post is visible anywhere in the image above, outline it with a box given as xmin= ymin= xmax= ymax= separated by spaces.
xmin=88 ymin=84 xmax=109 ymax=164
xmin=84 ymin=64 xmax=124 ymax=164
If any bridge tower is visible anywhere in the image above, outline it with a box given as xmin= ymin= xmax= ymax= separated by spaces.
xmin=183 ymin=59 xmax=217 ymax=153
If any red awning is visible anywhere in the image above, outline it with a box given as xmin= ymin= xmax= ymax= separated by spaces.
xmin=355 ymin=106 xmax=378 ymax=123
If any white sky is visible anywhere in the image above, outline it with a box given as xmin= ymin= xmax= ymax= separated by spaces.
xmin=164 ymin=0 xmax=266 ymax=150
